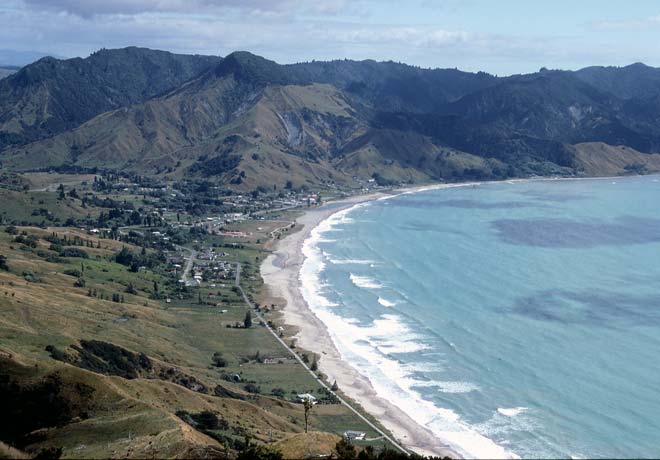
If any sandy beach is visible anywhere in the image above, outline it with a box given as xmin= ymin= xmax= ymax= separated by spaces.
xmin=260 ymin=186 xmax=461 ymax=458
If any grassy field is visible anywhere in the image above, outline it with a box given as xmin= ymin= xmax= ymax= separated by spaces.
xmin=0 ymin=189 xmax=99 ymax=225
xmin=0 ymin=220 xmax=389 ymax=458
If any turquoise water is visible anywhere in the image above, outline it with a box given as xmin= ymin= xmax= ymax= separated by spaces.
xmin=300 ymin=176 xmax=660 ymax=458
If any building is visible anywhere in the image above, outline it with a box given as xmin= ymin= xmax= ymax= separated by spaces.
xmin=296 ymin=393 xmax=317 ymax=404
xmin=343 ymin=431 xmax=366 ymax=441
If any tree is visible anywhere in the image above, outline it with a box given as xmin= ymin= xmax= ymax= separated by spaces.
xmin=153 ymin=280 xmax=158 ymax=293
xmin=212 ymin=352 xmax=227 ymax=368
xmin=244 ymin=383 xmax=261 ymax=394
xmin=303 ymin=396 xmax=314 ymax=433
xmin=310 ymin=357 xmax=318 ymax=372
xmin=335 ymin=439 xmax=356 ymax=460
xmin=244 ymin=310 xmax=252 ymax=328
xmin=331 ymin=380 xmax=339 ymax=391
xmin=237 ymin=445 xmax=282 ymax=460
xmin=0 ymin=255 xmax=8 ymax=271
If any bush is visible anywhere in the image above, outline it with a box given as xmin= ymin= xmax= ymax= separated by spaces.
xmin=74 ymin=278 xmax=86 ymax=288
xmin=271 ymin=387 xmax=285 ymax=398
xmin=63 ymin=269 xmax=82 ymax=277
xmin=59 ymin=248 xmax=89 ymax=259
xmin=23 ymin=270 xmax=39 ymax=283
xmin=14 ymin=234 xmax=38 ymax=248
xmin=212 ymin=352 xmax=227 ymax=368
xmin=0 ymin=254 xmax=8 ymax=271
xmin=237 ymin=445 xmax=283 ymax=460
xmin=244 ymin=383 xmax=261 ymax=394
xmin=176 ymin=410 xmax=230 ymax=431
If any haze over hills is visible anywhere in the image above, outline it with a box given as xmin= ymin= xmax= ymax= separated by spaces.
xmin=2 ymin=47 xmax=660 ymax=190
xmin=0 ymin=67 xmax=18 ymax=80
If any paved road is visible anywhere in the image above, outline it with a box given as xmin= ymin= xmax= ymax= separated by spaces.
xmin=233 ymin=262 xmax=409 ymax=455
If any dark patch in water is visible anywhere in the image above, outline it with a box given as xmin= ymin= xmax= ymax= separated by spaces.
xmin=383 ymin=197 xmax=536 ymax=210
xmin=492 ymin=216 xmax=660 ymax=248
xmin=517 ymin=189 xmax=589 ymax=202
xmin=511 ymin=290 xmax=660 ymax=327
xmin=399 ymin=220 xmax=468 ymax=236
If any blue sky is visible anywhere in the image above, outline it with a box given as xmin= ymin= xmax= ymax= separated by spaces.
xmin=2 ymin=0 xmax=660 ymax=74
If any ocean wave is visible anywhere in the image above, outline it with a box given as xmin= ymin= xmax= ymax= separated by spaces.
xmin=329 ymin=258 xmax=377 ymax=265
xmin=300 ymin=202 xmax=517 ymax=459
xmin=377 ymin=297 xmax=396 ymax=308
xmin=350 ymin=273 xmax=383 ymax=289
xmin=498 ymin=407 xmax=527 ymax=417
xmin=413 ymin=380 xmax=479 ymax=394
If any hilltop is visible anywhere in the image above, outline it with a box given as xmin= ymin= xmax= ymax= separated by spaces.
xmin=2 ymin=49 xmax=660 ymax=191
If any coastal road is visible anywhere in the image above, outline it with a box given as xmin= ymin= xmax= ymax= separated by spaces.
xmin=233 ymin=262 xmax=409 ymax=455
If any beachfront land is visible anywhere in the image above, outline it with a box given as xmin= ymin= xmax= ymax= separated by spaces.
xmin=0 ymin=171 xmax=413 ymax=459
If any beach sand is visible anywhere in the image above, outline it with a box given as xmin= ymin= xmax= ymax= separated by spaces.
xmin=260 ymin=187 xmax=460 ymax=458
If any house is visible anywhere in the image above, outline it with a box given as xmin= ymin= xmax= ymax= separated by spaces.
xmin=343 ymin=431 xmax=366 ymax=441
xmin=296 ymin=393 xmax=317 ymax=404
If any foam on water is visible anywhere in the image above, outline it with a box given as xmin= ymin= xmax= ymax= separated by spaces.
xmin=301 ymin=178 xmax=660 ymax=458
xmin=413 ymin=380 xmax=479 ymax=394
xmin=498 ymin=407 xmax=527 ymax=417
xmin=378 ymin=297 xmax=396 ymax=307
xmin=300 ymin=202 xmax=518 ymax=459
xmin=349 ymin=273 xmax=383 ymax=289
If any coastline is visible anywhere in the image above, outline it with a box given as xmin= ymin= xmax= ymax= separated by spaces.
xmin=261 ymin=184 xmax=468 ymax=458
xmin=260 ymin=173 xmax=660 ymax=458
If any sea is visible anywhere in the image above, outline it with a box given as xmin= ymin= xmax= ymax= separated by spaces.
xmin=299 ymin=175 xmax=660 ymax=459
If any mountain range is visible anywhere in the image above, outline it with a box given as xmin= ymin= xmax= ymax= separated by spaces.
xmin=2 ymin=47 xmax=660 ymax=190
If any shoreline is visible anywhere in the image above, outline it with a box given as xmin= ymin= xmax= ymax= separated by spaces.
xmin=259 ymin=173 xmax=657 ymax=458
xmin=261 ymin=183 xmax=476 ymax=458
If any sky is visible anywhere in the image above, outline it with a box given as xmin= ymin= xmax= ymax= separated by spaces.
xmin=2 ymin=0 xmax=660 ymax=75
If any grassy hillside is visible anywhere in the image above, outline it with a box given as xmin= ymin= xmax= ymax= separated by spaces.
xmin=0 ymin=47 xmax=220 ymax=148
xmin=573 ymin=142 xmax=660 ymax=176
xmin=0 ymin=221 xmax=388 ymax=458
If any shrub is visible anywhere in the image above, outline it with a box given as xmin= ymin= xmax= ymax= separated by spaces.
xmin=59 ymin=248 xmax=89 ymax=259
xmin=237 ymin=445 xmax=283 ymax=460
xmin=244 ymin=383 xmax=261 ymax=394
xmin=63 ymin=269 xmax=82 ymax=277
xmin=0 ymin=255 xmax=8 ymax=271
xmin=212 ymin=352 xmax=227 ymax=368
xmin=23 ymin=270 xmax=39 ymax=283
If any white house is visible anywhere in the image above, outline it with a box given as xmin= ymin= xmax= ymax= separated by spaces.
xmin=296 ymin=393 xmax=317 ymax=404
xmin=343 ymin=431 xmax=366 ymax=441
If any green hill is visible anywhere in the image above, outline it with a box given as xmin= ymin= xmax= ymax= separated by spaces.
xmin=3 ymin=48 xmax=660 ymax=190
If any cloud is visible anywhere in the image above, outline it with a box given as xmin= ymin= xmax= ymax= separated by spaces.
xmin=20 ymin=0 xmax=350 ymax=17
xmin=3 ymin=0 xmax=656 ymax=74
